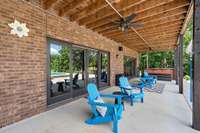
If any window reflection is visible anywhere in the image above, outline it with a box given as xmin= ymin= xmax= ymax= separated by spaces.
xmin=88 ymin=50 xmax=98 ymax=84
xmin=48 ymin=39 xmax=111 ymax=104
xmin=50 ymin=43 xmax=71 ymax=97
xmin=124 ymin=56 xmax=136 ymax=77
xmin=72 ymin=48 xmax=85 ymax=97
xmin=100 ymin=52 xmax=109 ymax=87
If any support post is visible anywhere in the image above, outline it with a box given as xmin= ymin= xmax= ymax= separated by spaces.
xmin=179 ymin=34 xmax=183 ymax=94
xmin=175 ymin=48 xmax=178 ymax=85
xmin=193 ymin=0 xmax=200 ymax=130
xmin=177 ymin=45 xmax=180 ymax=85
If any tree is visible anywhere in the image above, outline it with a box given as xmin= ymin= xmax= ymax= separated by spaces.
xmin=51 ymin=47 xmax=70 ymax=72
xmin=139 ymin=51 xmax=174 ymax=69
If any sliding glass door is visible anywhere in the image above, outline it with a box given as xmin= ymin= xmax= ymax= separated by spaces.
xmin=124 ymin=56 xmax=136 ymax=77
xmin=99 ymin=52 xmax=110 ymax=87
xmin=47 ymin=38 xmax=110 ymax=105
xmin=48 ymin=40 xmax=72 ymax=105
xmin=71 ymin=47 xmax=86 ymax=97
xmin=87 ymin=49 xmax=98 ymax=84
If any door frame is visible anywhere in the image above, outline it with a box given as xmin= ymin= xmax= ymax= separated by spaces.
xmin=124 ymin=56 xmax=137 ymax=77
xmin=47 ymin=39 xmax=73 ymax=105
xmin=71 ymin=45 xmax=87 ymax=97
xmin=98 ymin=51 xmax=110 ymax=88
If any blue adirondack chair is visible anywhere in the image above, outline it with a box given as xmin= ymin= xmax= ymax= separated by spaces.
xmin=85 ymin=83 xmax=123 ymax=133
xmin=143 ymin=71 xmax=157 ymax=81
xmin=119 ymin=76 xmax=144 ymax=106
xmin=140 ymin=71 xmax=157 ymax=88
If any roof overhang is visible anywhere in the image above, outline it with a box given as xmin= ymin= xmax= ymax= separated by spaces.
xmin=42 ymin=0 xmax=192 ymax=52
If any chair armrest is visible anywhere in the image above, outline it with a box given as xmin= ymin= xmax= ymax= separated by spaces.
xmin=121 ymin=86 xmax=134 ymax=90
xmin=131 ymin=83 xmax=144 ymax=93
xmin=100 ymin=94 xmax=122 ymax=106
xmin=100 ymin=94 xmax=121 ymax=99
xmin=89 ymin=101 xmax=118 ymax=108
xmin=140 ymin=77 xmax=154 ymax=82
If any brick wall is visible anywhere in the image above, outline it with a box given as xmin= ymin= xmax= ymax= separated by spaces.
xmin=0 ymin=0 xmax=138 ymax=127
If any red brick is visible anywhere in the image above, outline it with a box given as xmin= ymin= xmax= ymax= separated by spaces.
xmin=0 ymin=0 xmax=138 ymax=127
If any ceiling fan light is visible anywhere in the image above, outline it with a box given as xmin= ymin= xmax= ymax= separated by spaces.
xmin=121 ymin=27 xmax=125 ymax=32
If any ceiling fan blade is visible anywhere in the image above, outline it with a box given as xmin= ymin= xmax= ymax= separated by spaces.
xmin=130 ymin=23 xmax=144 ymax=29
xmin=109 ymin=18 xmax=122 ymax=24
xmin=125 ymin=13 xmax=137 ymax=22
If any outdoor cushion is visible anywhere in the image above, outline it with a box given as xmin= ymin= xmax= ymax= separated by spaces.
xmin=125 ymin=86 xmax=133 ymax=96
xmin=94 ymin=97 xmax=107 ymax=117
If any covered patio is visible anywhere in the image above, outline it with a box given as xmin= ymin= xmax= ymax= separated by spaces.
xmin=0 ymin=0 xmax=200 ymax=132
xmin=0 ymin=81 xmax=198 ymax=133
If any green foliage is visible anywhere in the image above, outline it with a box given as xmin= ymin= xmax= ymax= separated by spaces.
xmin=139 ymin=20 xmax=193 ymax=74
xmin=139 ymin=51 xmax=174 ymax=69
xmin=51 ymin=47 xmax=70 ymax=72
xmin=72 ymin=50 xmax=83 ymax=72
xmin=184 ymin=75 xmax=190 ymax=81
xmin=101 ymin=54 xmax=108 ymax=71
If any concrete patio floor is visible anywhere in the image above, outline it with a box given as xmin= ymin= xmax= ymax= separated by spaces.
xmin=0 ymin=81 xmax=199 ymax=133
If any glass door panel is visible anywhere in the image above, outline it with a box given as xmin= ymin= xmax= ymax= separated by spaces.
xmin=87 ymin=50 xmax=98 ymax=84
xmin=99 ymin=52 xmax=109 ymax=87
xmin=124 ymin=56 xmax=134 ymax=77
xmin=72 ymin=47 xmax=86 ymax=97
xmin=48 ymin=41 xmax=72 ymax=104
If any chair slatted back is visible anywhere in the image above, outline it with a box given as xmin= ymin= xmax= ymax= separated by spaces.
xmin=119 ymin=76 xmax=130 ymax=93
xmin=144 ymin=71 xmax=149 ymax=77
xmin=87 ymin=83 xmax=100 ymax=117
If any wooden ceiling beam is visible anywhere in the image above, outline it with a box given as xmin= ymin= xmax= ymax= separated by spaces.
xmin=70 ymin=0 xmax=118 ymax=21
xmin=120 ymin=42 xmax=177 ymax=48
xmin=118 ymin=37 xmax=178 ymax=44
xmin=90 ymin=1 xmax=189 ymax=30
xmin=125 ymin=42 xmax=177 ymax=47
xmin=59 ymin=0 xmax=87 ymax=16
xmin=120 ymin=43 xmax=177 ymax=51
xmin=115 ymin=34 xmax=179 ymax=44
xmin=112 ymin=29 xmax=180 ymax=40
xmin=101 ymin=14 xmax=185 ymax=36
xmin=78 ymin=0 xmax=147 ymax=25
xmin=99 ymin=18 xmax=183 ymax=35
xmin=95 ymin=7 xmax=187 ymax=33
xmin=85 ymin=0 xmax=189 ymax=29
xmin=113 ymin=32 xmax=180 ymax=42
xmin=99 ymin=18 xmax=183 ymax=36
xmin=43 ymin=0 xmax=59 ymax=9
xmin=125 ymin=44 xmax=175 ymax=52
xmin=101 ymin=19 xmax=183 ymax=36
xmin=103 ymin=15 xmax=184 ymax=37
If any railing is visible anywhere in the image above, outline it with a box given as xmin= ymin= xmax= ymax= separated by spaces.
xmin=146 ymin=68 xmax=175 ymax=81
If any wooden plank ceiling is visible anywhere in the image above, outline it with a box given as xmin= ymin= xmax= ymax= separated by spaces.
xmin=42 ymin=0 xmax=191 ymax=52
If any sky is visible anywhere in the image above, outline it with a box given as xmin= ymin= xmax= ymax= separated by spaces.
xmin=50 ymin=43 xmax=61 ymax=55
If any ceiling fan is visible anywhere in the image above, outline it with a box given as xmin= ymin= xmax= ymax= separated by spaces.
xmin=111 ymin=13 xmax=144 ymax=33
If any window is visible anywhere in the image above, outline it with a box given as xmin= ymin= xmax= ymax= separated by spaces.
xmin=99 ymin=52 xmax=109 ymax=87
xmin=124 ymin=56 xmax=136 ymax=77
xmin=71 ymin=47 xmax=86 ymax=97
xmin=48 ymin=40 xmax=72 ymax=104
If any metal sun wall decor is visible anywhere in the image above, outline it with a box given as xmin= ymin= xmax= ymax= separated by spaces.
xmin=8 ymin=19 xmax=29 ymax=38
